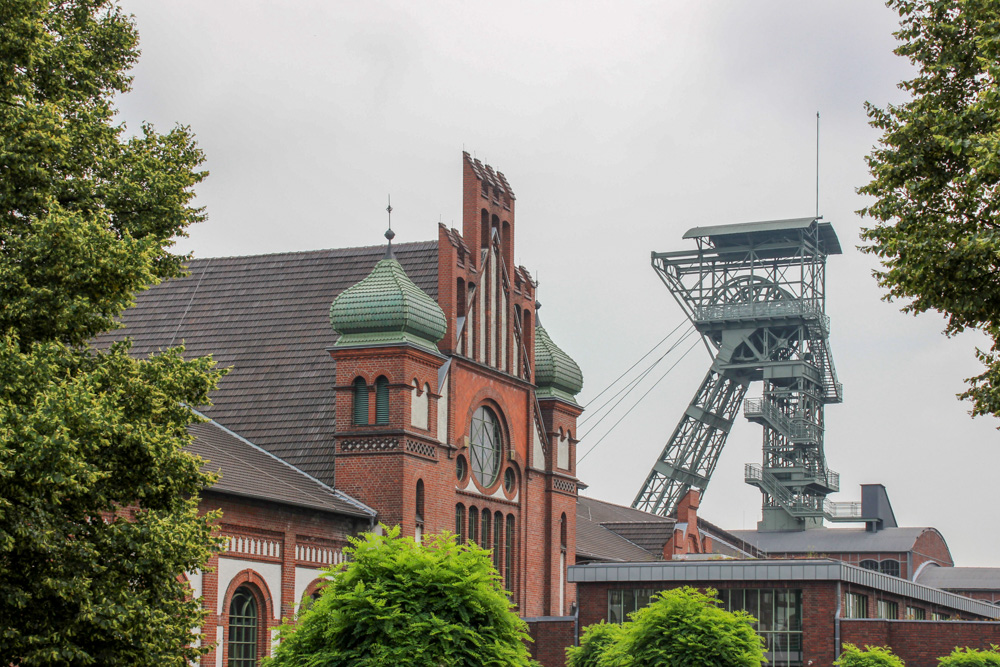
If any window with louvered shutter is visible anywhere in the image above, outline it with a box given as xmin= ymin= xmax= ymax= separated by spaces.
xmin=353 ymin=378 xmax=368 ymax=425
xmin=375 ymin=376 xmax=389 ymax=424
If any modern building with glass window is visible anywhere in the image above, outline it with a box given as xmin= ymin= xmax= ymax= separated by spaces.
xmin=99 ymin=153 xmax=584 ymax=667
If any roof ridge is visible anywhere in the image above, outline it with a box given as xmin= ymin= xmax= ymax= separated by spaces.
xmin=189 ymin=409 xmax=376 ymax=517
xmin=579 ymin=494 xmax=673 ymax=521
xmin=185 ymin=240 xmax=438 ymax=264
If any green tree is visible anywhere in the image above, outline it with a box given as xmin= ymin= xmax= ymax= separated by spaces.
xmin=566 ymin=622 xmax=625 ymax=667
xmin=859 ymin=0 xmax=1000 ymax=419
xmin=596 ymin=587 xmax=765 ymax=667
xmin=836 ymin=644 xmax=906 ymax=666
xmin=939 ymin=646 xmax=1000 ymax=666
xmin=0 ymin=1 xmax=221 ymax=665
xmin=266 ymin=527 xmax=538 ymax=667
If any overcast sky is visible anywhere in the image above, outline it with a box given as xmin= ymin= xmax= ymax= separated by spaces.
xmin=116 ymin=0 xmax=1000 ymax=567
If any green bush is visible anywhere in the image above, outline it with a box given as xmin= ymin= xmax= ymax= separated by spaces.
xmin=596 ymin=587 xmax=765 ymax=667
xmin=264 ymin=526 xmax=537 ymax=666
xmin=566 ymin=622 xmax=625 ymax=667
xmin=836 ymin=644 xmax=906 ymax=666
xmin=938 ymin=646 xmax=1000 ymax=666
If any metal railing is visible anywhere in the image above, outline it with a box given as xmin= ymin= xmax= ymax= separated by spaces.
xmin=824 ymin=500 xmax=862 ymax=519
xmin=744 ymin=464 xmax=826 ymax=517
xmin=695 ymin=300 xmax=830 ymax=331
xmin=743 ymin=398 xmax=822 ymax=444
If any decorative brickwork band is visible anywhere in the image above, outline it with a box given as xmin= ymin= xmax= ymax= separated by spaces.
xmin=340 ymin=437 xmax=399 ymax=452
xmin=406 ymin=439 xmax=437 ymax=458
xmin=552 ymin=478 xmax=576 ymax=494
xmin=295 ymin=544 xmax=346 ymax=566
xmin=224 ymin=534 xmax=282 ymax=559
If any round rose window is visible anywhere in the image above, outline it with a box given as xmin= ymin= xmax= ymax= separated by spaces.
xmin=470 ymin=406 xmax=502 ymax=487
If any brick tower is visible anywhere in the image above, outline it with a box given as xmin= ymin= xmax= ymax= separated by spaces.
xmin=330 ymin=153 xmax=583 ymax=617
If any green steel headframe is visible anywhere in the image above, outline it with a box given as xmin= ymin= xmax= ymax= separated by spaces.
xmin=632 ymin=217 xmax=849 ymax=530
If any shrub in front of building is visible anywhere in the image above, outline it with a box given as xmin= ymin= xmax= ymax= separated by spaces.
xmin=566 ymin=621 xmax=625 ymax=667
xmin=264 ymin=526 xmax=537 ymax=667
xmin=836 ymin=644 xmax=905 ymax=666
xmin=579 ymin=586 xmax=765 ymax=667
xmin=938 ymin=646 xmax=1000 ymax=666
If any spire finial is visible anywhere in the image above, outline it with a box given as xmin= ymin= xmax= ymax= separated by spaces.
xmin=384 ymin=195 xmax=396 ymax=259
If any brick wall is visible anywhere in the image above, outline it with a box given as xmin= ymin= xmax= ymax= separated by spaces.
xmin=197 ymin=491 xmax=368 ymax=666
xmin=841 ymin=619 xmax=1000 ymax=667
xmin=525 ymin=617 xmax=575 ymax=667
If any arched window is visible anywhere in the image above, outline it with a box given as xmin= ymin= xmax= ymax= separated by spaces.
xmin=353 ymin=377 xmax=368 ymax=425
xmin=416 ymin=479 xmax=425 ymax=522
xmin=879 ymin=559 xmax=901 ymax=578
xmin=560 ymin=513 xmax=567 ymax=550
xmin=481 ymin=209 xmax=490 ymax=248
xmin=505 ymin=514 xmax=515 ymax=593
xmin=493 ymin=511 xmax=503 ymax=573
xmin=470 ymin=406 xmax=503 ymax=487
xmin=374 ymin=376 xmax=389 ymax=425
xmin=415 ymin=479 xmax=425 ymax=544
xmin=469 ymin=506 xmax=479 ymax=544
xmin=859 ymin=559 xmax=879 ymax=572
xmin=481 ymin=508 xmax=491 ymax=551
xmin=228 ymin=586 xmax=259 ymax=667
xmin=455 ymin=503 xmax=466 ymax=542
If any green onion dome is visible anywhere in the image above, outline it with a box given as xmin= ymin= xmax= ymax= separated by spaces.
xmin=534 ymin=315 xmax=583 ymax=403
xmin=330 ymin=257 xmax=447 ymax=353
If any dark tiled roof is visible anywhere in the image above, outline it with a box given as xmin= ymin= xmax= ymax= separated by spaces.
xmin=188 ymin=418 xmax=374 ymax=518
xmin=95 ymin=242 xmax=438 ymax=485
xmin=576 ymin=496 xmax=675 ymax=563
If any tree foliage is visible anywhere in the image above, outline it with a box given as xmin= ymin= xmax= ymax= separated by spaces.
xmin=836 ymin=644 xmax=906 ymax=666
xmin=0 ymin=1 xmax=221 ymax=664
xmin=581 ymin=587 xmax=765 ymax=667
xmin=266 ymin=527 xmax=538 ymax=667
xmin=938 ymin=646 xmax=1000 ymax=666
xmin=859 ymin=0 xmax=1000 ymax=419
xmin=566 ymin=622 xmax=625 ymax=667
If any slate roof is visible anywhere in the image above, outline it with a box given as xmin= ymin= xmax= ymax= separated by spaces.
xmin=94 ymin=241 xmax=438 ymax=486
xmin=917 ymin=566 xmax=1000 ymax=591
xmin=188 ymin=418 xmax=374 ymax=518
xmin=728 ymin=527 xmax=937 ymax=554
xmin=576 ymin=496 xmax=675 ymax=563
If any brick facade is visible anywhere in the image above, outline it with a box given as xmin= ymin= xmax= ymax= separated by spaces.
xmin=328 ymin=153 xmax=581 ymax=619
xmin=841 ymin=620 xmax=1000 ymax=667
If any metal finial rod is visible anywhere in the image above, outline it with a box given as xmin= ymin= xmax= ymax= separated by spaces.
xmin=816 ymin=112 xmax=820 ymax=219
xmin=384 ymin=195 xmax=396 ymax=259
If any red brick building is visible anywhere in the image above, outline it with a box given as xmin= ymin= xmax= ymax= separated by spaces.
xmin=102 ymin=152 xmax=584 ymax=666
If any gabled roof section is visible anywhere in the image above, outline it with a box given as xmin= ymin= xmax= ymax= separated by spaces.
xmin=188 ymin=418 xmax=374 ymax=518
xmin=463 ymin=151 xmax=515 ymax=200
xmin=577 ymin=496 xmax=675 ymax=563
xmin=93 ymin=241 xmax=438 ymax=485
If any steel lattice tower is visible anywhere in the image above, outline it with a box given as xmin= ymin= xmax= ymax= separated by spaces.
xmin=632 ymin=217 xmax=853 ymax=531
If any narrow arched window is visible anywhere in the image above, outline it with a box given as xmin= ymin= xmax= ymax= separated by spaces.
xmin=560 ymin=513 xmax=567 ymax=550
xmin=375 ymin=376 xmax=389 ymax=425
xmin=493 ymin=511 xmax=503 ymax=573
xmin=469 ymin=506 xmax=479 ymax=544
xmin=415 ymin=479 xmax=425 ymax=545
xmin=353 ymin=377 xmax=368 ymax=425
xmin=415 ymin=480 xmax=425 ymax=523
xmin=505 ymin=514 xmax=515 ymax=593
xmin=455 ymin=503 xmax=466 ymax=542
xmin=481 ymin=508 xmax=491 ymax=551
xmin=228 ymin=586 xmax=258 ymax=667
